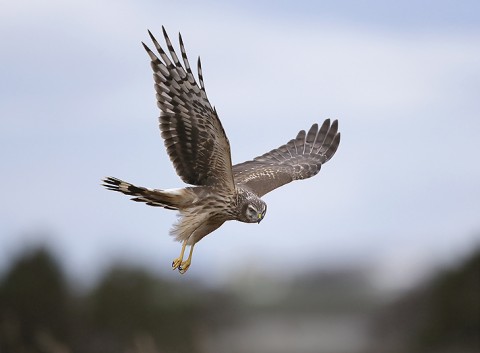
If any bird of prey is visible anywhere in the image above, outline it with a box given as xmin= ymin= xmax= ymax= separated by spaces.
xmin=103 ymin=27 xmax=341 ymax=274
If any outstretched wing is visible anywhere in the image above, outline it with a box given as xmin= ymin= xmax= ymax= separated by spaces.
xmin=143 ymin=27 xmax=235 ymax=192
xmin=233 ymin=119 xmax=340 ymax=197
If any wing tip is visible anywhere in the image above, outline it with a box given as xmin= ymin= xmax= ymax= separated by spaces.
xmin=141 ymin=41 xmax=150 ymax=51
xmin=296 ymin=129 xmax=306 ymax=138
xmin=178 ymin=31 xmax=184 ymax=45
xmin=147 ymin=29 xmax=156 ymax=42
xmin=331 ymin=119 xmax=339 ymax=130
xmin=324 ymin=132 xmax=341 ymax=162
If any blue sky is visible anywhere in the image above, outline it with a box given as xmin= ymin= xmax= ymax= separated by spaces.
xmin=1 ymin=0 xmax=479 ymax=288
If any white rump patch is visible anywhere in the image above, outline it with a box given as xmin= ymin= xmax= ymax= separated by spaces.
xmin=162 ymin=188 xmax=184 ymax=196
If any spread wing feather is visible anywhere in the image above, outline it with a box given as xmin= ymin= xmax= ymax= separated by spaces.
xmin=233 ymin=120 xmax=340 ymax=197
xmin=142 ymin=27 xmax=235 ymax=192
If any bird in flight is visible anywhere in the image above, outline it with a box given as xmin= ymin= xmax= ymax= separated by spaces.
xmin=103 ymin=27 xmax=341 ymax=274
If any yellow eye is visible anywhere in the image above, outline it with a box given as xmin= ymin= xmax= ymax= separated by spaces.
xmin=258 ymin=213 xmax=262 ymax=219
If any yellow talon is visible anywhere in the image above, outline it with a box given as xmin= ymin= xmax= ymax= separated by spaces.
xmin=178 ymin=244 xmax=195 ymax=274
xmin=172 ymin=239 xmax=187 ymax=270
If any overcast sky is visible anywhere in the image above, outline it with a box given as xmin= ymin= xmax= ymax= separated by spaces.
xmin=1 ymin=0 xmax=479 ymax=288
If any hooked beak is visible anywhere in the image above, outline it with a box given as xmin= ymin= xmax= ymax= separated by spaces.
xmin=257 ymin=213 xmax=263 ymax=224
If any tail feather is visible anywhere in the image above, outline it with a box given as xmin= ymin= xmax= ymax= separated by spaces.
xmin=102 ymin=176 xmax=187 ymax=210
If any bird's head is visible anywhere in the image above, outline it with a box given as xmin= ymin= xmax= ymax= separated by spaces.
xmin=240 ymin=197 xmax=267 ymax=224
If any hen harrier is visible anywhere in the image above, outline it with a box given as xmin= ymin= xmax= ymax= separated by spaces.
xmin=103 ymin=27 xmax=340 ymax=274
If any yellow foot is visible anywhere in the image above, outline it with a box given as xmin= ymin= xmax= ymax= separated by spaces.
xmin=178 ymin=243 xmax=195 ymax=274
xmin=172 ymin=239 xmax=188 ymax=271
xmin=178 ymin=259 xmax=191 ymax=274
xmin=172 ymin=257 xmax=183 ymax=270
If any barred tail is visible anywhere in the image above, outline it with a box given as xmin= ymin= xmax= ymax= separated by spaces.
xmin=102 ymin=176 xmax=188 ymax=210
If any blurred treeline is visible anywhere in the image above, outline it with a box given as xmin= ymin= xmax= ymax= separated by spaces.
xmin=0 ymin=245 xmax=478 ymax=353
xmin=0 ymin=247 xmax=235 ymax=353
xmin=368 ymin=248 xmax=480 ymax=353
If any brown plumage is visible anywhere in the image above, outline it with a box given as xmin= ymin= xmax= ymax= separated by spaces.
xmin=102 ymin=27 xmax=341 ymax=274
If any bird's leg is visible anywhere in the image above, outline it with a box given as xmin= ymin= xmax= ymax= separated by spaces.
xmin=179 ymin=244 xmax=195 ymax=274
xmin=172 ymin=239 xmax=187 ymax=270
